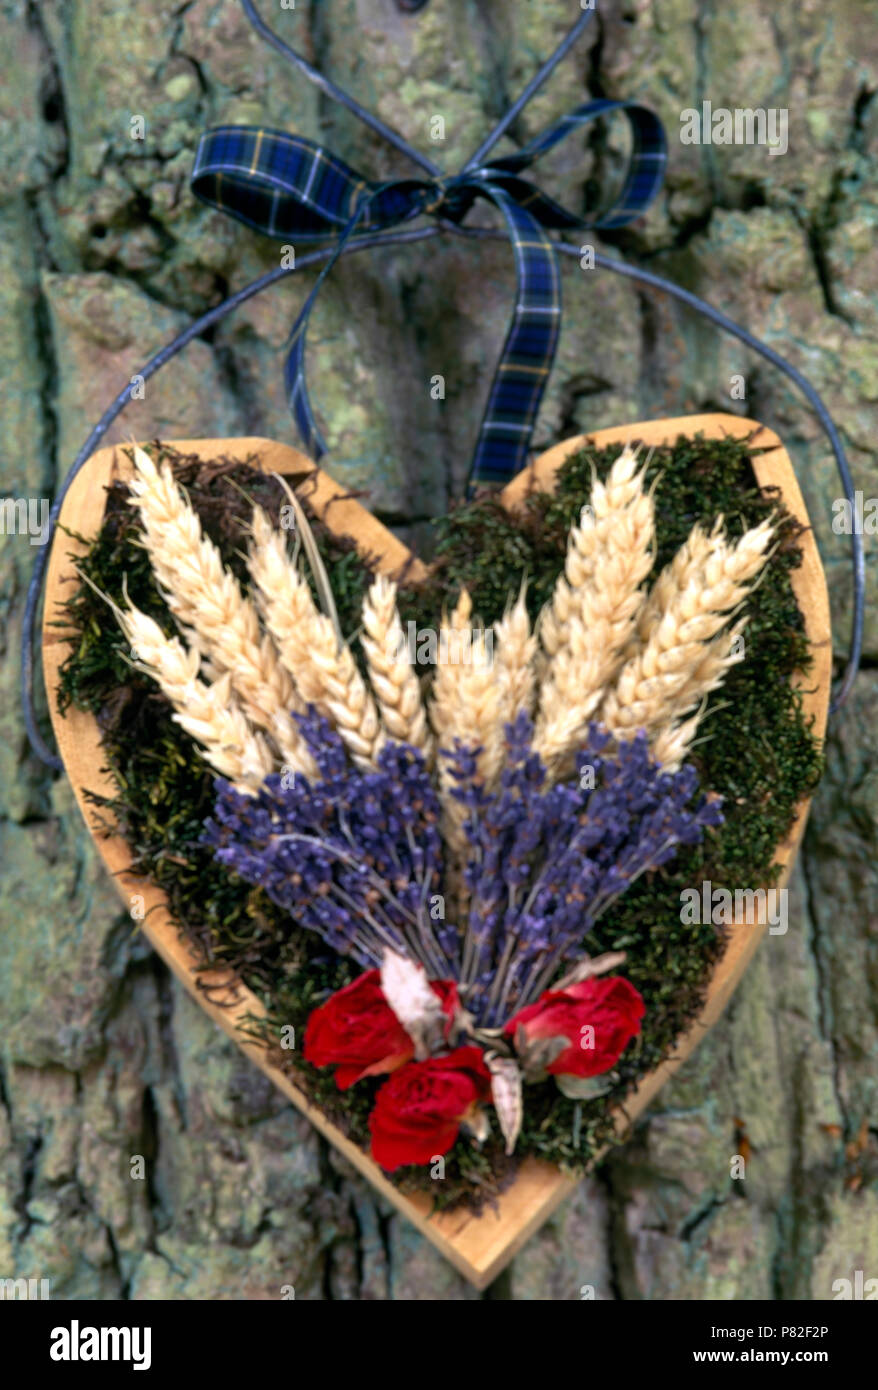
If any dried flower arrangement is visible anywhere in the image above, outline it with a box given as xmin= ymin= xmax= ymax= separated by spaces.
xmin=71 ymin=438 xmax=791 ymax=1173
xmin=45 ymin=419 xmax=831 ymax=1284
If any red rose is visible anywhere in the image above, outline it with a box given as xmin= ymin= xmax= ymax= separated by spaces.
xmin=369 ymin=1046 xmax=492 ymax=1170
xmin=504 ymin=976 xmax=645 ymax=1078
xmin=304 ymin=970 xmax=412 ymax=1089
xmin=430 ymin=978 xmax=461 ymax=1037
xmin=303 ymin=970 xmax=460 ymax=1090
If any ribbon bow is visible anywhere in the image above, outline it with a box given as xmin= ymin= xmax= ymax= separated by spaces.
xmin=192 ymin=101 xmax=666 ymax=487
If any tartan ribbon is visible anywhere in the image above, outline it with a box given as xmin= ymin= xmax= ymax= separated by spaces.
xmin=191 ymin=100 xmax=666 ymax=486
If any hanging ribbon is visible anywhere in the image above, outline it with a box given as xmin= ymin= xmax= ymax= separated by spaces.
xmin=191 ymin=101 xmax=666 ymax=487
xmin=19 ymin=0 xmax=863 ymax=772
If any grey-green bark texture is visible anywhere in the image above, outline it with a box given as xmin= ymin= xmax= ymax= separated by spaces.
xmin=1 ymin=0 xmax=876 ymax=1301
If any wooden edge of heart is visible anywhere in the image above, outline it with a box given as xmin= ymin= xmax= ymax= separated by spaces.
xmin=42 ymin=415 xmax=831 ymax=1290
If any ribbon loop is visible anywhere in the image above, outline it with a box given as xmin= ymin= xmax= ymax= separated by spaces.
xmin=192 ymin=99 xmax=667 ymax=486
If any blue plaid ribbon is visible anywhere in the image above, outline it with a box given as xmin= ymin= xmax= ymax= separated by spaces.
xmin=191 ymin=101 xmax=666 ymax=486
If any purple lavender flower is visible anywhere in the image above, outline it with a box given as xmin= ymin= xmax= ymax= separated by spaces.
xmin=202 ymin=711 xmax=459 ymax=975
xmin=203 ymin=707 xmax=722 ymax=1030
xmin=444 ymin=714 xmax=723 ymax=1025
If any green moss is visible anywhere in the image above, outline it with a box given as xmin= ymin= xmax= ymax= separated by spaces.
xmin=55 ymin=434 xmax=823 ymax=1209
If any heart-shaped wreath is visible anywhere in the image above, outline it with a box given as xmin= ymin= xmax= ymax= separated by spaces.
xmin=47 ymin=419 xmax=828 ymax=1212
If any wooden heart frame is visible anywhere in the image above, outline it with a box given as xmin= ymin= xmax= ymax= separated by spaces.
xmin=43 ymin=413 xmax=831 ymax=1289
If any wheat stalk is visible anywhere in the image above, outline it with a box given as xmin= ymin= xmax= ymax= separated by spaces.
xmin=651 ymin=703 xmax=706 ymax=771
xmin=247 ymin=506 xmax=322 ymax=699
xmin=599 ymin=517 xmax=774 ymax=746
xmin=127 ymin=446 xmax=311 ymax=775
xmin=427 ymin=587 xmax=473 ymax=759
xmin=533 ymin=446 xmax=655 ymax=771
xmin=248 ymin=506 xmax=381 ymax=768
xmin=428 ymin=591 xmax=500 ymax=921
xmin=539 ymin=445 xmax=650 ymax=656
xmin=675 ymin=611 xmax=749 ymax=710
xmin=360 ymin=574 xmax=431 ymax=755
xmin=632 ymin=520 xmax=720 ymax=648
xmin=649 ymin=615 xmax=749 ymax=768
xmin=494 ymin=586 xmax=537 ymax=732
xmin=428 ymin=590 xmax=500 ymax=849
xmin=124 ymin=446 xmax=210 ymax=660
xmin=117 ymin=603 xmax=274 ymax=793
xmin=429 ymin=590 xmax=498 ymax=774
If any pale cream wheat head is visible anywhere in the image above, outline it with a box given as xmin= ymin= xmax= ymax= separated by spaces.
xmin=248 ymin=506 xmax=381 ymax=769
xmin=600 ymin=517 xmax=775 ymax=752
xmin=360 ymin=574 xmax=431 ymax=756
xmin=534 ymin=446 xmax=655 ymax=773
xmin=127 ymin=447 xmax=311 ymax=776
xmin=117 ymin=603 xmax=274 ymax=793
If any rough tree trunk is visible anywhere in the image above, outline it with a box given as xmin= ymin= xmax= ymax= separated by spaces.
xmin=1 ymin=0 xmax=876 ymax=1300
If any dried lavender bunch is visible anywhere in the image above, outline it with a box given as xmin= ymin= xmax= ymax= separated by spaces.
xmin=202 ymin=711 xmax=460 ymax=977
xmin=445 ymin=712 xmax=724 ymax=1027
xmin=205 ymin=707 xmax=722 ymax=1032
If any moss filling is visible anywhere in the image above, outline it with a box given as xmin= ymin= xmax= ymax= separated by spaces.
xmin=55 ymin=435 xmax=823 ymax=1209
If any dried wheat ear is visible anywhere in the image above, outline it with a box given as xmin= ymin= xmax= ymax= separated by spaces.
xmin=532 ymin=444 xmax=656 ymax=774
xmin=117 ymin=444 xmax=772 ymax=802
xmin=126 ymin=446 xmax=312 ymax=776
xmin=117 ymin=449 xmax=427 ymax=784
xmin=117 ymin=604 xmax=274 ymax=794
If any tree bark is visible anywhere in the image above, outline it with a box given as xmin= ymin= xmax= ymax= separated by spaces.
xmin=1 ymin=0 xmax=876 ymax=1299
